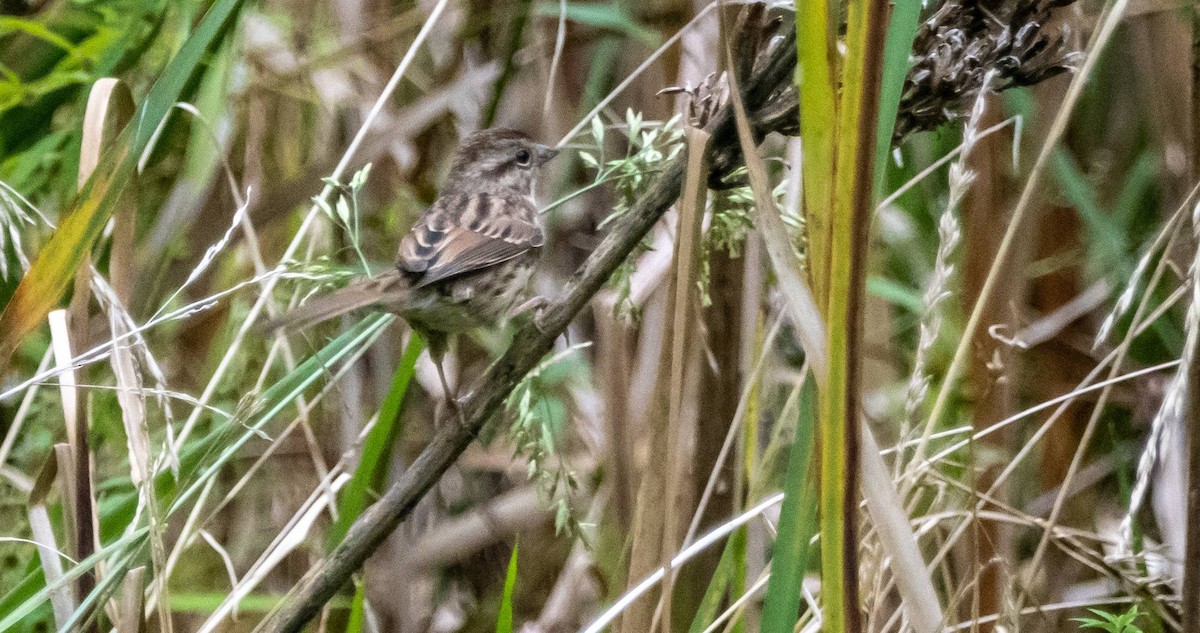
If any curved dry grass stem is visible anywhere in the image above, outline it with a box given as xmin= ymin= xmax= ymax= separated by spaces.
xmin=582 ymin=493 xmax=785 ymax=633
xmin=542 ymin=0 xmax=567 ymax=117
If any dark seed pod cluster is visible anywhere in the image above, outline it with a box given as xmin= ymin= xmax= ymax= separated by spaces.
xmin=896 ymin=0 xmax=1082 ymax=142
xmin=663 ymin=0 xmax=1080 ymax=154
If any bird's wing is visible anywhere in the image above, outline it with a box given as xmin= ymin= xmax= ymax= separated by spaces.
xmin=397 ymin=193 xmax=543 ymax=288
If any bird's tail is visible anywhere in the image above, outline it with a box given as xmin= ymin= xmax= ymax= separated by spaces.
xmin=264 ymin=269 xmax=408 ymax=332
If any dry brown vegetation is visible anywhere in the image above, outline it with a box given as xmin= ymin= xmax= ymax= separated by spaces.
xmin=0 ymin=0 xmax=1198 ymax=632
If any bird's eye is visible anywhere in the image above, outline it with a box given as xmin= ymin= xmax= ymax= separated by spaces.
xmin=515 ymin=149 xmax=532 ymax=166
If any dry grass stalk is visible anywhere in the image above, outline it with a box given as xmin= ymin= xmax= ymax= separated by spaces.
xmin=118 ymin=566 xmax=147 ymax=633
xmin=48 ymin=310 xmax=100 ymax=626
xmin=650 ymin=125 xmax=710 ymax=633
xmin=28 ymin=452 xmax=75 ymax=630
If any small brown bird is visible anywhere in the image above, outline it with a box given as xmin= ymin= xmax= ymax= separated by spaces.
xmin=270 ymin=128 xmax=558 ymax=407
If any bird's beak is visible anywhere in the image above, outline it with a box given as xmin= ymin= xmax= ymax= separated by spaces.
xmin=535 ymin=144 xmax=560 ymax=166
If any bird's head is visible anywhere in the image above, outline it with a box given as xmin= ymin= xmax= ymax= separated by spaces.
xmin=445 ymin=128 xmax=559 ymax=196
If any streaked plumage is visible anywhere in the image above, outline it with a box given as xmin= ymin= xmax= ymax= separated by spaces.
xmin=269 ymin=128 xmax=557 ymax=403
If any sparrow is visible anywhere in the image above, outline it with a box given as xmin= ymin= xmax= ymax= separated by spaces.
xmin=269 ymin=128 xmax=559 ymax=408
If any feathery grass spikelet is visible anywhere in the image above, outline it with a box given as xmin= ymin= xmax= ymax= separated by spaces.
xmin=157 ymin=189 xmax=253 ymax=318
xmin=1094 ymin=205 xmax=1188 ymax=350
xmin=1119 ymin=199 xmax=1200 ymax=555
xmin=0 ymin=179 xmax=40 ymax=280
xmin=901 ymin=71 xmax=991 ymax=461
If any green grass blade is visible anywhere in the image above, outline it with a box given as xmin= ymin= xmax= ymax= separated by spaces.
xmin=794 ymin=0 xmax=837 ymax=307
xmin=760 ymin=379 xmax=818 ymax=630
xmin=345 ymin=582 xmax=367 ymax=633
xmin=0 ymin=527 xmax=149 ymax=631
xmin=872 ymin=0 xmax=922 ymax=197
xmin=687 ymin=527 xmax=748 ymax=633
xmin=131 ymin=0 xmax=245 ymax=152
xmin=330 ymin=334 xmax=424 ymax=546
xmin=496 ymin=540 xmax=519 ymax=633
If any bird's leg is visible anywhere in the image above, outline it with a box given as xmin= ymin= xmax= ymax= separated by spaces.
xmin=426 ymin=332 xmax=466 ymax=428
xmin=435 ymin=360 xmax=468 ymax=429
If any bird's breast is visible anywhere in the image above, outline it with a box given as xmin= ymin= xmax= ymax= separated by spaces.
xmin=401 ymin=253 xmax=538 ymax=335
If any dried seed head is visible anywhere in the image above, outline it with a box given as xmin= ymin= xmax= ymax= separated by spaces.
xmin=895 ymin=0 xmax=1081 ymax=143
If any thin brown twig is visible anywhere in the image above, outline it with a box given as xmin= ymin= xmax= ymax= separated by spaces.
xmin=1186 ymin=359 xmax=1200 ymax=628
xmin=1183 ymin=223 xmax=1200 ymax=630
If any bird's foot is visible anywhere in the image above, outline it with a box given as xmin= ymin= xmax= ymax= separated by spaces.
xmin=435 ymin=393 xmax=471 ymax=432
xmin=510 ymin=295 xmax=554 ymax=335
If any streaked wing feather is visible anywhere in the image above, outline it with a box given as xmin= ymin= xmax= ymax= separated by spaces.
xmin=397 ymin=193 xmax=542 ymax=288
xmin=412 ymin=230 xmax=528 ymax=288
